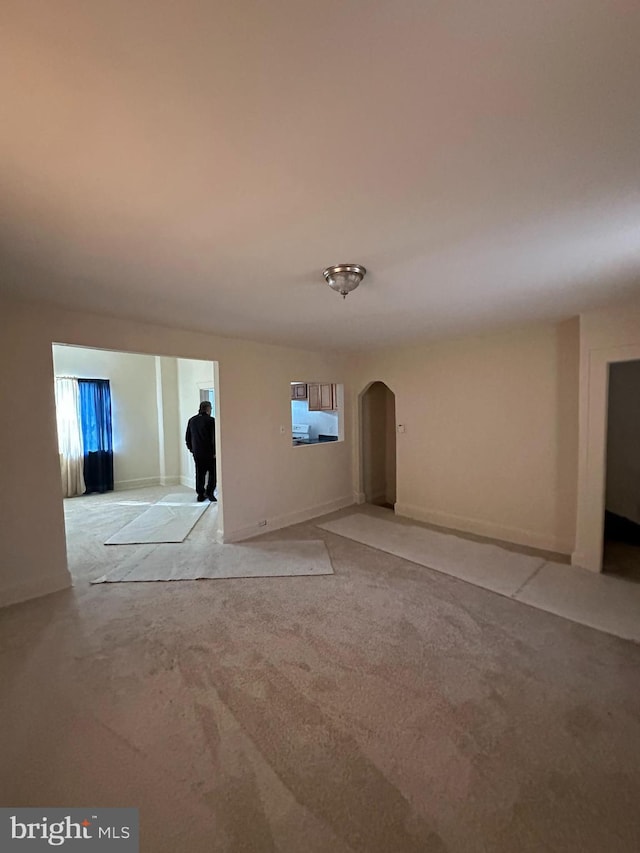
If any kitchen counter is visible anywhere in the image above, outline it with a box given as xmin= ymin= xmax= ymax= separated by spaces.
xmin=293 ymin=436 xmax=338 ymax=446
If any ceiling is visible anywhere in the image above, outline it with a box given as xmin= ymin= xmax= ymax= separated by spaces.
xmin=1 ymin=0 xmax=639 ymax=351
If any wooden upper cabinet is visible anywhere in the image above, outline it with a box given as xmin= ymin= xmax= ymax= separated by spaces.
xmin=308 ymin=383 xmax=336 ymax=411
xmin=319 ymin=383 xmax=334 ymax=410
xmin=308 ymin=383 xmax=321 ymax=410
xmin=291 ymin=383 xmax=308 ymax=400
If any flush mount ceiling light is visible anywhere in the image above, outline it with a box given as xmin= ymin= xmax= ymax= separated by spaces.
xmin=323 ymin=263 xmax=367 ymax=299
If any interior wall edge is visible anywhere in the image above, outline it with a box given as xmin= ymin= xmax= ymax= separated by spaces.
xmin=1 ymin=572 xmax=72 ymax=610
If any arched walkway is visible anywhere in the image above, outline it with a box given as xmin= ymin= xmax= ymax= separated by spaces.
xmin=360 ymin=381 xmax=396 ymax=508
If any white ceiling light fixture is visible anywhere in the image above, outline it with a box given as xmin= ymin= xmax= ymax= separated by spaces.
xmin=323 ymin=263 xmax=367 ymax=299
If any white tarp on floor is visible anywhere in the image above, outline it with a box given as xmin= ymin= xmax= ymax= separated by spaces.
xmin=104 ymin=493 xmax=210 ymax=545
xmin=93 ymin=539 xmax=334 ymax=583
xmin=318 ymin=512 xmax=545 ymax=596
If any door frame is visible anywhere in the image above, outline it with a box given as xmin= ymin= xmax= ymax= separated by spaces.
xmin=573 ymin=342 xmax=640 ymax=572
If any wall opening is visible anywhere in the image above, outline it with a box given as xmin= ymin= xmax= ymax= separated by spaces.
xmin=51 ymin=343 xmax=221 ymax=583
xmin=602 ymin=359 xmax=640 ymax=582
xmin=360 ymin=381 xmax=396 ymax=509
xmin=290 ymin=381 xmax=343 ymax=446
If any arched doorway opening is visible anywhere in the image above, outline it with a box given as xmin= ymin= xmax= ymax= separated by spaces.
xmin=360 ymin=381 xmax=396 ymax=509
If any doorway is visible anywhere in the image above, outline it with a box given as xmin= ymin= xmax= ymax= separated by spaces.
xmin=603 ymin=359 xmax=640 ymax=582
xmin=360 ymin=381 xmax=396 ymax=509
xmin=51 ymin=343 xmax=222 ymax=583
xmin=574 ymin=340 xmax=640 ymax=573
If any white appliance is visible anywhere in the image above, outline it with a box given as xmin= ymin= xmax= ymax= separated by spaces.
xmin=292 ymin=423 xmax=310 ymax=444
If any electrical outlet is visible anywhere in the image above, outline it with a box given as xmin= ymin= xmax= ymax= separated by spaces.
xmin=258 ymin=520 xmax=267 ymax=527
xmin=397 ymin=424 xmax=406 ymax=433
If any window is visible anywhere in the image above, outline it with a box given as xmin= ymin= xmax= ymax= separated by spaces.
xmin=199 ymin=387 xmax=215 ymax=415
xmin=290 ymin=382 xmax=343 ymax=446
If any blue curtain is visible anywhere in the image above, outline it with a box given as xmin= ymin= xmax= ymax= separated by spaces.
xmin=78 ymin=379 xmax=114 ymax=493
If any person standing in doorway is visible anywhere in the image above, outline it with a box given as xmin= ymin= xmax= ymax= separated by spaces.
xmin=185 ymin=401 xmax=217 ymax=502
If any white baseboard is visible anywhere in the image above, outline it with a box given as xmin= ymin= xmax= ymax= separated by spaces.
xmin=223 ymin=494 xmax=355 ymax=543
xmin=354 ymin=491 xmax=366 ymax=505
xmin=160 ymin=475 xmax=181 ymax=486
xmin=180 ymin=475 xmax=193 ymax=489
xmin=113 ymin=476 xmax=180 ymax=490
xmin=114 ymin=477 xmax=161 ymax=491
xmin=395 ymin=502 xmax=573 ymax=555
xmin=0 ymin=571 xmax=72 ymax=609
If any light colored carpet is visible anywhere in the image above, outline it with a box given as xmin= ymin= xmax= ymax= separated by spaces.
xmin=93 ymin=539 xmax=333 ymax=583
xmin=6 ymin=488 xmax=637 ymax=852
xmin=104 ymin=493 xmax=210 ymax=544
xmin=318 ymin=513 xmax=545 ymax=596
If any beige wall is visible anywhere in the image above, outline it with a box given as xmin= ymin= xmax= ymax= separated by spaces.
xmin=0 ymin=297 xmax=353 ymax=607
xmin=349 ymin=320 xmax=580 ymax=553
xmin=11 ymin=288 xmax=638 ymax=607
xmin=53 ymin=344 xmax=162 ymax=488
xmin=155 ymin=356 xmax=181 ymax=486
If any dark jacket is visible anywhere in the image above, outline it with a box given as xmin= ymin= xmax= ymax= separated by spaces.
xmin=185 ymin=413 xmax=216 ymax=459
